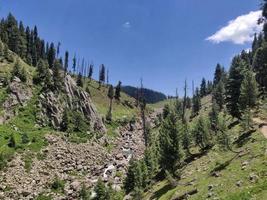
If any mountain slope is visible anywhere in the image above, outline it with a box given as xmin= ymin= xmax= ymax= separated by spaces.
xmin=143 ymin=98 xmax=267 ymax=200
xmin=0 ymin=41 xmax=146 ymax=199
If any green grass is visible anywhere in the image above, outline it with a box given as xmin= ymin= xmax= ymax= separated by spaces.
xmin=0 ymin=87 xmax=51 ymax=168
xmin=35 ymin=194 xmax=53 ymax=200
xmin=83 ymin=79 xmax=138 ymax=120
xmin=148 ymin=99 xmax=175 ymax=110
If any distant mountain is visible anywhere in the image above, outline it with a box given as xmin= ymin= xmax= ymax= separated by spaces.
xmin=121 ymin=86 xmax=167 ymax=104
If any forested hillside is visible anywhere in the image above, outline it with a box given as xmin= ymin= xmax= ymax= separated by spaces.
xmin=121 ymin=2 xmax=267 ymax=200
xmin=122 ymin=85 xmax=167 ymax=104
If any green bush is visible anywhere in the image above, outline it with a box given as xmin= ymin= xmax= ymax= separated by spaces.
xmin=21 ymin=133 xmax=30 ymax=144
xmin=51 ymin=177 xmax=65 ymax=193
xmin=79 ymin=184 xmax=90 ymax=200
xmin=8 ymin=134 xmax=16 ymax=148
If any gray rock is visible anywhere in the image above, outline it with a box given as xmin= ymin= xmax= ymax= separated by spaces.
xmin=70 ymin=180 xmax=80 ymax=191
xmin=236 ymin=180 xmax=242 ymax=187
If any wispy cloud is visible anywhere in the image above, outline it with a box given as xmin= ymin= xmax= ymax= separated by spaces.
xmin=206 ymin=10 xmax=262 ymax=45
xmin=123 ymin=21 xmax=131 ymax=29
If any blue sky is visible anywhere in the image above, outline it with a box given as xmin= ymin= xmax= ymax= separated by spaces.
xmin=0 ymin=0 xmax=261 ymax=95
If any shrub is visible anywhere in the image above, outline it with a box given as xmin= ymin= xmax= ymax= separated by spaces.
xmin=51 ymin=177 xmax=65 ymax=193
xmin=79 ymin=184 xmax=90 ymax=200
xmin=8 ymin=134 xmax=16 ymax=148
xmin=21 ymin=133 xmax=30 ymax=144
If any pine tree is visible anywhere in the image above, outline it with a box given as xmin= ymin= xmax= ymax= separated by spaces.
xmin=226 ymin=56 xmax=246 ymax=119
xmin=76 ymin=73 xmax=83 ymax=87
xmin=31 ymin=44 xmax=38 ymax=66
xmin=192 ymin=87 xmax=201 ymax=117
xmin=47 ymin=43 xmax=56 ymax=68
xmin=163 ymin=104 xmax=170 ymax=119
xmin=181 ymin=122 xmax=191 ymax=156
xmin=94 ymin=179 xmax=109 ymax=200
xmin=18 ymin=21 xmax=27 ymax=59
xmin=64 ymin=51 xmax=68 ymax=75
xmin=60 ymin=109 xmax=68 ymax=132
xmin=11 ymin=60 xmax=27 ymax=82
xmin=6 ymin=13 xmax=20 ymax=54
xmin=159 ymin=113 xmax=183 ymax=173
xmin=106 ymin=85 xmax=114 ymax=121
xmin=192 ymin=116 xmax=210 ymax=150
xmin=42 ymin=64 xmax=53 ymax=91
xmin=209 ymin=101 xmax=219 ymax=132
xmin=206 ymin=80 xmax=213 ymax=94
xmin=212 ymin=80 xmax=225 ymax=110
xmin=106 ymin=68 xmax=109 ymax=85
xmin=99 ymin=64 xmax=105 ymax=87
xmin=217 ymin=113 xmax=231 ymax=151
xmin=124 ymin=158 xmax=140 ymax=193
xmin=56 ymin=42 xmax=61 ymax=58
xmin=52 ymin=60 xmax=63 ymax=91
xmin=114 ymin=81 xmax=122 ymax=100
xmin=88 ymin=63 xmax=93 ymax=81
xmin=140 ymin=160 xmax=148 ymax=188
xmin=79 ymin=184 xmax=90 ymax=200
xmin=200 ymin=78 xmax=207 ymax=97
xmin=240 ymin=108 xmax=253 ymax=132
xmin=182 ymin=79 xmax=187 ymax=122
xmin=35 ymin=59 xmax=53 ymax=88
xmin=262 ymin=0 xmax=267 ymax=40
xmin=144 ymin=147 xmax=158 ymax=179
xmin=252 ymin=45 xmax=267 ymax=95
xmin=214 ymin=63 xmax=223 ymax=86
xmin=72 ymin=54 xmax=76 ymax=73
xmin=239 ymin=70 xmax=259 ymax=112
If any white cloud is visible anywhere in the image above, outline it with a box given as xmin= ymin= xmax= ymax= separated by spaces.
xmin=123 ymin=21 xmax=131 ymax=29
xmin=206 ymin=10 xmax=262 ymax=45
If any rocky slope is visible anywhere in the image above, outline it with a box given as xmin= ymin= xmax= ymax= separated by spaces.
xmin=0 ymin=43 xmax=153 ymax=200
xmin=0 ymin=111 xmax=159 ymax=199
xmin=37 ymin=74 xmax=106 ymax=133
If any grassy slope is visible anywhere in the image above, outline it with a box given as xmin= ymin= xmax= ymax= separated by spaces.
xmin=148 ymin=99 xmax=175 ymax=110
xmin=144 ymin=96 xmax=267 ymax=200
xmin=82 ymin=79 xmax=138 ymax=121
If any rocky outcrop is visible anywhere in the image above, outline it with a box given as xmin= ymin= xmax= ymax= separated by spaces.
xmin=0 ymin=77 xmax=32 ymax=124
xmin=37 ymin=74 xmax=106 ymax=132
